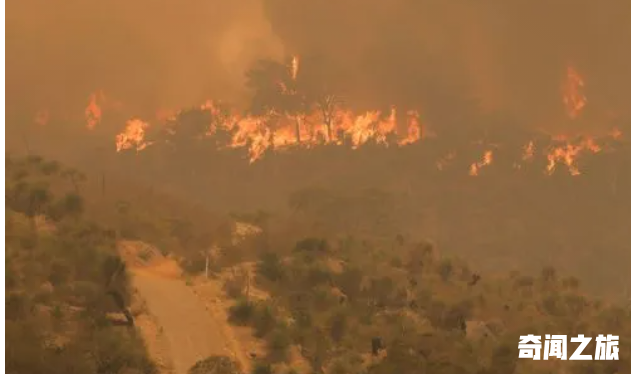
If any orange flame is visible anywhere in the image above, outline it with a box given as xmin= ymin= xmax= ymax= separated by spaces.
xmin=291 ymin=56 xmax=300 ymax=81
xmin=469 ymin=150 xmax=493 ymax=176
xmin=562 ymin=66 xmax=587 ymax=119
xmin=115 ymin=119 xmax=150 ymax=152
xmin=201 ymin=101 xmax=429 ymax=162
xmin=398 ymin=110 xmax=422 ymax=146
xmin=546 ymin=137 xmax=601 ymax=176
xmin=85 ymin=91 xmax=106 ymax=129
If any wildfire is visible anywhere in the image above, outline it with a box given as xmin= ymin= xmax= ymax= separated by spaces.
xmin=201 ymin=102 xmax=429 ymax=162
xmin=469 ymin=150 xmax=493 ymax=176
xmin=85 ymin=91 xmax=106 ymax=129
xmin=115 ymin=119 xmax=150 ymax=152
xmin=98 ymin=58 xmax=622 ymax=176
xmin=562 ymin=66 xmax=587 ymax=119
xmin=545 ymin=137 xmax=601 ymax=176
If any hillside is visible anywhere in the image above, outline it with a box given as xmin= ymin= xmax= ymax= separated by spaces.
xmin=5 ymin=155 xmax=156 ymax=374
xmin=17 ymin=108 xmax=631 ymax=299
xmin=6 ymin=154 xmax=631 ymax=374
xmin=196 ymin=221 xmax=631 ymax=374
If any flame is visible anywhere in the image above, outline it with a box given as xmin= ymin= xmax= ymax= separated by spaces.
xmin=201 ymin=101 xmax=429 ymax=162
xmin=436 ymin=151 xmax=456 ymax=171
xmin=115 ymin=119 xmax=150 ymax=152
xmin=513 ymin=140 xmax=535 ymax=169
xmin=469 ymin=150 xmax=493 ymax=176
xmin=522 ymin=141 xmax=535 ymax=161
xmin=73 ymin=58 xmax=620 ymax=176
xmin=562 ymin=66 xmax=587 ymax=119
xmin=545 ymin=137 xmax=601 ymax=176
xmin=398 ymin=110 xmax=422 ymax=145
xmin=85 ymin=91 xmax=106 ymax=129
xmin=290 ymin=56 xmax=300 ymax=81
xmin=609 ymin=127 xmax=623 ymax=140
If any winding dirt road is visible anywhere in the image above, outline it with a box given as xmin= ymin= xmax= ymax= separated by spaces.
xmin=120 ymin=241 xmax=248 ymax=374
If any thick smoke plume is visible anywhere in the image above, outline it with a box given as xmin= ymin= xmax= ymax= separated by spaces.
xmin=6 ymin=0 xmax=283 ymax=121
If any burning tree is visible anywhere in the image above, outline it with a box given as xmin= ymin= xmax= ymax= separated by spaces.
xmin=245 ymin=56 xmax=344 ymax=144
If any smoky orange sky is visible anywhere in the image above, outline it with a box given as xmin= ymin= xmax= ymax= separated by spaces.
xmin=6 ymin=0 xmax=284 ymax=121
xmin=6 ymin=0 xmax=631 ymax=136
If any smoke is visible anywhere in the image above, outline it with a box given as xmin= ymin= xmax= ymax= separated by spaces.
xmin=6 ymin=0 xmax=631 ymax=137
xmin=262 ymin=0 xmax=631 ymax=135
xmin=6 ymin=0 xmax=284 ymax=121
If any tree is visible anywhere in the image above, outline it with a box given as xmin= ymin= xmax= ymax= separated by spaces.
xmin=246 ymin=56 xmax=346 ymax=145
xmin=335 ymin=267 xmax=363 ymax=302
xmin=328 ymin=309 xmax=348 ymax=343
xmin=26 ymin=184 xmax=52 ymax=219
xmin=53 ymin=193 xmax=85 ymax=219
xmin=61 ymin=168 xmax=86 ymax=193
xmin=257 ymin=252 xmax=285 ymax=282
xmin=295 ymin=55 xmax=346 ymax=142
xmin=246 ymin=58 xmax=308 ymax=143
xmin=266 ymin=328 xmax=292 ymax=363
xmin=438 ymin=259 xmax=454 ymax=282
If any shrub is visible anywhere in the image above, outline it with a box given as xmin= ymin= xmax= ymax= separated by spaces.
xmin=438 ymin=259 xmax=453 ymax=282
xmin=294 ymin=238 xmax=329 ymax=253
xmin=252 ymin=303 xmax=277 ymax=338
xmin=266 ymin=328 xmax=292 ymax=363
xmin=228 ymin=299 xmax=255 ymax=325
xmin=257 ymin=252 xmax=285 ymax=282
xmin=335 ymin=268 xmax=363 ymax=302
xmin=223 ymin=271 xmax=248 ymax=299
xmin=328 ymin=310 xmax=348 ymax=343
xmin=251 ymin=363 xmax=273 ymax=374
xmin=189 ymin=355 xmax=242 ymax=374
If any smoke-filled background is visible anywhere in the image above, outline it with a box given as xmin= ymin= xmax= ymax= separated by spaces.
xmin=7 ymin=0 xmax=631 ymax=134
xmin=6 ymin=0 xmax=283 ymax=121
xmin=6 ymin=1 xmax=631 ymax=297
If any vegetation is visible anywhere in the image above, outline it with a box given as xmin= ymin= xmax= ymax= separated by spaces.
xmin=7 ymin=154 xmax=631 ymax=374
xmin=213 ymin=199 xmax=631 ymax=374
xmin=188 ymin=356 xmax=243 ymax=374
xmin=5 ymin=155 xmax=157 ymax=374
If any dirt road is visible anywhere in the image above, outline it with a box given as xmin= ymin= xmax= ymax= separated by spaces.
xmin=120 ymin=241 xmax=248 ymax=374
